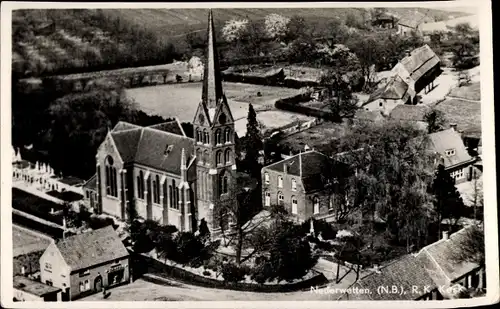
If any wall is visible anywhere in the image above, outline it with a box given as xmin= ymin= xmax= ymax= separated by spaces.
xmin=39 ymin=243 xmax=71 ymax=292
xmin=97 ymin=135 xmax=124 ymax=219
xmin=13 ymin=289 xmax=45 ymax=302
xmin=68 ymin=257 xmax=130 ymax=300
xmin=363 ymin=98 xmax=404 ymax=116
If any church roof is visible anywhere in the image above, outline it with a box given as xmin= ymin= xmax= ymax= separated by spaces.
xmin=108 ymin=121 xmax=194 ymax=175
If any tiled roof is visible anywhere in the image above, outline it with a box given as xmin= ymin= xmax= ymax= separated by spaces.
xmin=83 ymin=173 xmax=97 ymax=191
xmin=400 ymin=45 xmax=440 ymax=82
xmin=112 ymin=121 xmax=142 ymax=132
xmin=417 ymin=227 xmax=481 ymax=283
xmin=55 ymin=226 xmax=129 ymax=272
xmin=147 ymin=119 xmax=185 ymax=136
xmin=397 ymin=11 xmax=430 ymax=29
xmin=428 ymin=128 xmax=473 ymax=168
xmin=343 ymin=255 xmax=437 ymax=300
xmin=264 ymin=151 xmax=349 ymax=192
xmin=108 ymin=123 xmax=195 ymax=175
xmin=14 ymin=275 xmax=61 ymax=296
xmin=366 ymin=75 xmax=409 ymax=103
xmin=389 ymin=104 xmax=430 ymax=121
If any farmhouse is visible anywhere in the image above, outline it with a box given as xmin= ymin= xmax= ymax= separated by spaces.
xmin=84 ymin=10 xmax=238 ymax=235
xmin=391 ymin=44 xmax=441 ymax=99
xmin=363 ymin=75 xmax=412 ymax=115
xmin=396 ymin=10 xmax=433 ymax=36
xmin=427 ymin=127 xmax=477 ymax=184
xmin=39 ymin=226 xmax=130 ymax=301
xmin=261 ymin=150 xmax=351 ymax=222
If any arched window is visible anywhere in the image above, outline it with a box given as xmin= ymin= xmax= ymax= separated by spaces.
xmin=153 ymin=175 xmax=160 ymax=204
xmin=138 ymin=170 xmax=145 ymax=199
xmin=152 ymin=178 xmax=157 ymax=204
xmin=105 ymin=156 xmax=117 ymax=197
xmin=197 ymin=148 xmax=203 ymax=164
xmin=204 ymin=150 xmax=210 ymax=164
xmin=278 ymin=176 xmax=283 ymax=188
xmin=175 ymin=187 xmax=180 ymax=209
xmin=216 ymin=129 xmax=222 ymax=145
xmin=219 ymin=171 xmax=228 ymax=195
xmin=265 ymin=191 xmax=271 ymax=206
xmin=196 ymin=129 xmax=201 ymax=142
xmin=291 ymin=179 xmax=297 ymax=191
xmin=225 ymin=128 xmax=231 ymax=143
xmin=313 ymin=196 xmax=320 ymax=214
xmin=203 ymin=129 xmax=209 ymax=144
xmin=224 ymin=149 xmax=231 ymax=164
xmin=291 ymin=196 xmax=298 ymax=214
xmin=169 ymin=184 xmax=173 ymax=208
xmin=278 ymin=192 xmax=284 ymax=205
xmin=216 ymin=151 xmax=223 ymax=166
xmin=264 ymin=172 xmax=270 ymax=184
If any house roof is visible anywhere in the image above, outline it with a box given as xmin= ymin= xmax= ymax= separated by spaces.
xmin=108 ymin=122 xmax=195 ymax=174
xmin=389 ymin=104 xmax=430 ymax=121
xmin=366 ymin=75 xmax=409 ymax=103
xmin=59 ymin=176 xmax=85 ymax=186
xmin=14 ymin=275 xmax=61 ymax=297
xmin=428 ymin=128 xmax=473 ymax=168
xmin=83 ymin=173 xmax=97 ymax=191
xmin=55 ymin=226 xmax=129 ymax=272
xmin=341 ymin=255 xmax=437 ymax=300
xmin=416 ymin=227 xmax=481 ymax=284
xmin=400 ymin=44 xmax=440 ymax=82
xmin=264 ymin=150 xmax=349 ymax=192
xmin=397 ymin=10 xmax=430 ymax=29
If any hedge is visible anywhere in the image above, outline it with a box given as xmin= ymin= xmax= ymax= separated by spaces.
xmin=12 ymin=212 xmax=64 ymax=239
xmin=12 ymin=188 xmax=64 ymax=225
xmin=135 ymin=253 xmax=328 ymax=293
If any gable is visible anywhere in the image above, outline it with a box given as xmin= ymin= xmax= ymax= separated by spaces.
xmin=212 ymin=96 xmax=235 ymax=127
xmin=193 ymin=102 xmax=212 ymax=127
xmin=97 ymin=133 xmax=124 ymax=165
xmin=40 ymin=242 xmax=68 ymax=272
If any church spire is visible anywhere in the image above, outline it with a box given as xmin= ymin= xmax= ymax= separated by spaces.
xmin=201 ymin=9 xmax=224 ymax=110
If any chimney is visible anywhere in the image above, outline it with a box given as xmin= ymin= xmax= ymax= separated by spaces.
xmin=405 ymin=49 xmax=411 ymax=57
xmin=450 ymin=123 xmax=457 ymax=131
xmin=442 ymin=231 xmax=449 ymax=240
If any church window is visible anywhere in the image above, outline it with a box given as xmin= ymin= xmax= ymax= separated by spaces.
xmin=216 ymin=151 xmax=223 ymax=166
xmin=105 ymin=156 xmax=118 ymax=197
xmin=137 ymin=170 xmax=145 ymax=199
xmin=216 ymin=129 xmax=222 ymax=145
xmin=278 ymin=176 xmax=283 ymax=188
xmin=313 ymin=196 xmax=320 ymax=214
xmin=225 ymin=149 xmax=232 ymax=164
xmin=219 ymin=171 xmax=228 ymax=195
xmin=169 ymin=185 xmax=173 ymax=208
xmin=204 ymin=150 xmax=209 ymax=164
xmin=196 ymin=149 xmax=203 ymax=163
xmin=203 ymin=129 xmax=209 ymax=144
xmin=153 ymin=175 xmax=160 ymax=204
xmin=219 ymin=113 xmax=227 ymax=125
xmin=225 ymin=128 xmax=231 ymax=143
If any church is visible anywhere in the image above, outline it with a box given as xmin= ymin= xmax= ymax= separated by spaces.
xmin=85 ymin=10 xmax=236 ymax=233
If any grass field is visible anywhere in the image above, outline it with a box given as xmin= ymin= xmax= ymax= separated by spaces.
xmin=126 ymin=82 xmax=303 ymax=136
xmin=449 ymin=82 xmax=481 ymax=101
xmin=13 ymin=225 xmax=52 ymax=257
xmin=434 ymin=98 xmax=481 ymax=137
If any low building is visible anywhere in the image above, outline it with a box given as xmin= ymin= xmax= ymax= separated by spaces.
xmin=13 ymin=275 xmax=61 ymax=302
xmin=39 ymin=226 xmax=130 ymax=301
xmin=389 ymin=104 xmax=430 ymax=131
xmin=396 ymin=11 xmax=433 ymax=36
xmin=261 ymin=150 xmax=351 ymax=222
xmin=391 ymin=44 xmax=442 ymax=97
xmin=363 ymin=75 xmax=412 ymax=115
xmin=82 ymin=174 xmax=98 ymax=211
xmin=427 ymin=127 xmax=477 ymax=184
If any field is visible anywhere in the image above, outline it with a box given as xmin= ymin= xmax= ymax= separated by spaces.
xmin=13 ymin=225 xmax=52 ymax=257
xmin=448 ymin=82 xmax=481 ymax=101
xmin=126 ymin=82 xmax=304 ymax=136
xmin=12 ymin=188 xmax=65 ymax=225
xmin=434 ymin=98 xmax=481 ymax=137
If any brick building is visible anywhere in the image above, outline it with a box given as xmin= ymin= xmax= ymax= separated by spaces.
xmin=261 ymin=150 xmax=350 ymax=222
xmin=39 ymin=226 xmax=130 ymax=301
xmin=85 ymin=10 xmax=237 ymax=234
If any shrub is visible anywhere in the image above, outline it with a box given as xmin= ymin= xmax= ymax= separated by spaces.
xmin=221 ymin=262 xmax=249 ymax=283
xmin=202 ymin=270 xmax=211 ymax=277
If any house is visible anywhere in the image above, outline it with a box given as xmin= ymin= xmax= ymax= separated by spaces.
xmin=13 ymin=275 xmax=62 ymax=302
xmin=340 ymin=227 xmax=485 ymax=300
xmin=389 ymin=104 xmax=430 ymax=131
xmin=396 ymin=10 xmax=433 ymax=36
xmin=82 ymin=174 xmax=98 ymax=211
xmin=371 ymin=12 xmax=397 ymax=29
xmin=338 ymin=255 xmax=442 ymax=300
xmin=39 ymin=226 xmax=130 ymax=301
xmin=391 ymin=44 xmax=442 ymax=98
xmin=427 ymin=127 xmax=477 ymax=184
xmin=362 ymin=75 xmax=413 ymax=115
xmin=261 ymin=150 xmax=351 ymax=222
xmin=83 ymin=10 xmax=238 ymax=235
xmin=415 ymin=228 xmax=486 ymax=298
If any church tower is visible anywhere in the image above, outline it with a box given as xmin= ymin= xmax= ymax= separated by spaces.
xmin=193 ymin=9 xmax=236 ymax=233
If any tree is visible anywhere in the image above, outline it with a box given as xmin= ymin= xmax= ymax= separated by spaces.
xmin=424 ymin=109 xmax=446 ymax=134
xmin=450 ymin=224 xmax=485 ymax=266
xmin=448 ymin=23 xmax=479 ymax=72
xmin=264 ymin=14 xmax=290 ymax=41
xmin=221 ymin=18 xmax=249 ymax=42
xmin=320 ymin=69 xmax=359 ymax=121
xmin=430 ymin=164 xmax=466 ymax=237
xmin=284 ymin=16 xmax=307 ymax=43
xmin=243 ymin=104 xmax=263 ymax=178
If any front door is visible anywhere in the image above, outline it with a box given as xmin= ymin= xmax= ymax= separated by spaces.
xmin=94 ymin=276 xmax=103 ymax=292
xmin=61 ymin=288 xmax=70 ymax=301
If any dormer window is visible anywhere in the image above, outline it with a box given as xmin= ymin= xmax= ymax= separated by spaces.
xmin=445 ymin=149 xmax=456 ymax=156
xmin=164 ymin=145 xmax=174 ymax=156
